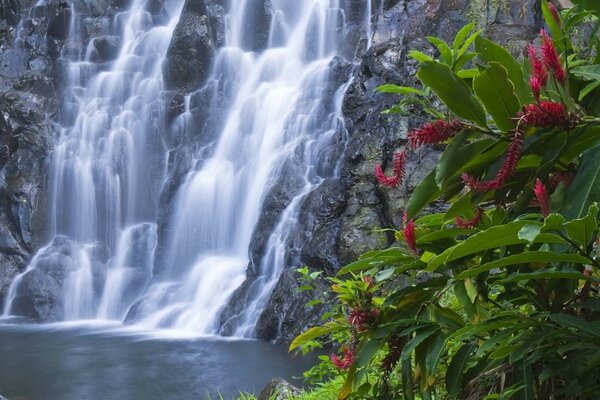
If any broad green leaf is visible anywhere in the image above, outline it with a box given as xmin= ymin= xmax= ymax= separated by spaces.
xmin=563 ymin=203 xmax=599 ymax=249
xmin=561 ymin=144 xmax=600 ymax=219
xmin=436 ymin=131 xmax=495 ymax=187
xmin=454 ymin=280 xmax=478 ymax=321
xmin=376 ymin=84 xmax=426 ymax=96
xmin=456 ymin=29 xmax=483 ymax=61
xmin=518 ymin=224 xmax=542 ymax=244
xmin=401 ymin=325 xmax=441 ymax=361
xmin=549 ymin=314 xmax=600 ymax=338
xmin=289 ymin=321 xmax=345 ymax=350
xmin=457 ymin=251 xmax=590 ymax=279
xmin=417 ymin=61 xmax=488 ymax=127
xmin=406 ymin=170 xmax=441 ymax=219
xmin=489 ymin=344 xmax=520 ymax=360
xmin=357 ymin=338 xmax=384 ymax=369
xmin=579 ymin=80 xmax=600 ymax=101
xmin=498 ymin=269 xmax=598 ymax=284
xmin=426 ymin=331 xmax=449 ymax=374
xmin=457 ymin=68 xmax=480 ymax=79
xmin=339 ymin=365 xmax=356 ymax=400
xmin=475 ymin=36 xmax=532 ymax=104
xmin=473 ymin=62 xmax=521 ymax=131
xmin=446 ymin=343 xmax=476 ymax=397
xmin=513 ymin=365 xmax=535 ymax=400
xmin=402 ymin=357 xmax=415 ymax=400
xmin=426 ymin=221 xmax=537 ymax=271
xmin=417 ymin=228 xmax=473 ymax=245
xmin=409 ymin=50 xmax=433 ymax=63
xmin=571 ymin=64 xmax=600 ymax=81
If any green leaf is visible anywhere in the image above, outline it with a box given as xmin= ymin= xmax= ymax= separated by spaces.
xmin=446 ymin=343 xmax=476 ymax=397
xmin=571 ymin=64 xmax=600 ymax=81
xmin=541 ymin=0 xmax=564 ymax=46
xmin=456 ymin=29 xmax=483 ymax=61
xmin=498 ymin=269 xmax=597 ymax=284
xmin=426 ymin=220 xmax=537 ymax=271
xmin=456 ymin=68 xmax=480 ymax=79
xmin=549 ymin=314 xmax=600 ymax=338
xmin=475 ymin=36 xmax=532 ymax=104
xmin=427 ymin=36 xmax=453 ymax=65
xmin=561 ymin=144 xmax=600 ymax=219
xmin=289 ymin=322 xmax=345 ymax=351
xmin=518 ymin=224 xmax=542 ymax=244
xmin=563 ymin=203 xmax=599 ymax=249
xmin=406 ymin=170 xmax=441 ymax=219
xmin=473 ymin=63 xmax=521 ymax=131
xmin=578 ymin=80 xmax=600 ymax=101
xmin=457 ymin=251 xmax=590 ymax=279
xmin=376 ymin=84 xmax=426 ymax=96
xmin=417 ymin=61 xmax=488 ymax=127
xmin=401 ymin=325 xmax=442 ymax=361
xmin=452 ymin=23 xmax=475 ymax=51
xmin=357 ymin=338 xmax=384 ymax=369
xmin=409 ymin=50 xmax=434 ymax=63
xmin=426 ymin=332 xmax=449 ymax=374
xmin=402 ymin=357 xmax=415 ymax=400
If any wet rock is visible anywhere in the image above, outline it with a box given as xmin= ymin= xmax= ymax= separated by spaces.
xmin=47 ymin=2 xmax=72 ymax=40
xmin=258 ymin=378 xmax=301 ymax=400
xmin=89 ymin=35 xmax=120 ymax=62
xmin=0 ymin=253 xmax=25 ymax=311
xmin=254 ymin=268 xmax=331 ymax=344
xmin=163 ymin=0 xmax=215 ymax=92
xmin=240 ymin=0 xmax=271 ymax=52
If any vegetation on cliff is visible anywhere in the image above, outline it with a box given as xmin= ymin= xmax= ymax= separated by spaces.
xmin=290 ymin=1 xmax=600 ymax=399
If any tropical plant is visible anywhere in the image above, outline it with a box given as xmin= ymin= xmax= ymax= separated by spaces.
xmin=291 ymin=2 xmax=600 ymax=399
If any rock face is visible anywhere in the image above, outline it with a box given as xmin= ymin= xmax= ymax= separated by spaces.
xmin=163 ymin=0 xmax=224 ymax=92
xmin=249 ymin=0 xmax=542 ymax=343
xmin=257 ymin=378 xmax=301 ymax=400
xmin=0 ymin=0 xmax=68 ymax=311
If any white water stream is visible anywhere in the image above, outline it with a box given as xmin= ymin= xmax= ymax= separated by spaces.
xmin=4 ymin=0 xmax=374 ymax=338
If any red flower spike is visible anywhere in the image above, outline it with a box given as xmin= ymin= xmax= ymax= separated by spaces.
xmin=403 ymin=218 xmax=417 ymax=254
xmin=549 ymin=170 xmax=574 ymax=189
xmin=528 ymin=44 xmax=548 ymax=87
xmin=521 ymin=101 xmax=569 ymax=127
xmin=375 ymin=149 xmax=407 ymax=188
xmin=455 ymin=208 xmax=483 ymax=228
xmin=547 ymin=2 xmax=562 ymax=28
xmin=363 ymin=275 xmax=375 ymax=289
xmin=534 ymin=179 xmax=550 ymax=217
xmin=348 ymin=308 xmax=379 ymax=332
xmin=407 ymin=120 xmax=463 ymax=149
xmin=331 ymin=346 xmax=355 ymax=370
xmin=540 ymin=30 xmax=566 ymax=85
xmin=530 ymin=76 xmax=543 ymax=101
xmin=463 ymin=131 xmax=524 ymax=192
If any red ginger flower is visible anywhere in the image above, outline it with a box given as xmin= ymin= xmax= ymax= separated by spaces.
xmin=528 ymin=44 xmax=548 ymax=88
xmin=540 ymin=30 xmax=566 ymax=85
xmin=331 ymin=346 xmax=355 ymax=370
xmin=534 ymin=179 xmax=550 ymax=217
xmin=403 ymin=211 xmax=417 ymax=254
xmin=363 ymin=275 xmax=375 ymax=289
xmin=348 ymin=308 xmax=379 ymax=332
xmin=549 ymin=170 xmax=574 ymax=189
xmin=455 ymin=208 xmax=483 ymax=228
xmin=375 ymin=149 xmax=407 ymax=188
xmin=462 ymin=130 xmax=524 ymax=192
xmin=521 ymin=101 xmax=569 ymax=127
xmin=407 ymin=120 xmax=463 ymax=149
xmin=530 ymin=76 xmax=543 ymax=102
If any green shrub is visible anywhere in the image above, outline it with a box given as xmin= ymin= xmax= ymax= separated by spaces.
xmin=292 ymin=2 xmax=600 ymax=399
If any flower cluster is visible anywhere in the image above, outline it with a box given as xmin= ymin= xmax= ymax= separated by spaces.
xmin=455 ymin=208 xmax=483 ymax=228
xmin=402 ymin=211 xmax=417 ymax=254
xmin=330 ymin=346 xmax=355 ymax=370
xmin=375 ymin=150 xmax=406 ymax=188
xmin=348 ymin=307 xmax=380 ymax=333
xmin=527 ymin=29 xmax=567 ymax=103
xmin=520 ymin=102 xmax=569 ymax=127
xmin=462 ymin=130 xmax=524 ymax=192
xmin=408 ymin=119 xmax=463 ymax=149
xmin=533 ymin=179 xmax=550 ymax=217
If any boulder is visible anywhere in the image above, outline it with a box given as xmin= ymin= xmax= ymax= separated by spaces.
xmin=258 ymin=378 xmax=301 ymax=400
xmin=163 ymin=1 xmax=215 ymax=92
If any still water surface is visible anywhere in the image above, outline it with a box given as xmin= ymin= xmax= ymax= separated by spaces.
xmin=0 ymin=322 xmax=314 ymax=400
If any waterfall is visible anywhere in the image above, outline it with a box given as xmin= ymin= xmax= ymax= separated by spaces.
xmin=4 ymin=0 xmax=374 ymax=338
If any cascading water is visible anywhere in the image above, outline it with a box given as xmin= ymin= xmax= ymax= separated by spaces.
xmin=4 ymin=0 xmax=374 ymax=338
